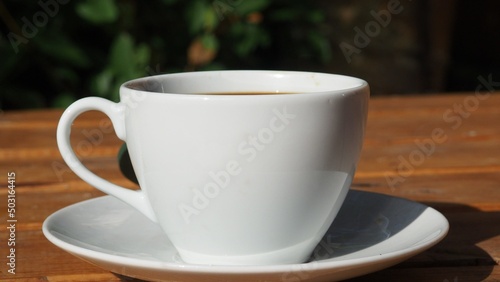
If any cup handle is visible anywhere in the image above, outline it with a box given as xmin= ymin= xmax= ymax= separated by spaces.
xmin=56 ymin=97 xmax=157 ymax=222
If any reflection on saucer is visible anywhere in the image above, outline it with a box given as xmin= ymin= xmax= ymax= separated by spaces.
xmin=311 ymin=213 xmax=391 ymax=261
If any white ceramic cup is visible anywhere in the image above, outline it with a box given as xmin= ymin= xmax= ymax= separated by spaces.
xmin=57 ymin=70 xmax=369 ymax=265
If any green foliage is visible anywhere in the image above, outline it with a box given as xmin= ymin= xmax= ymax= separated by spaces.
xmin=0 ymin=0 xmax=331 ymax=110
xmin=91 ymin=32 xmax=151 ymax=101
xmin=233 ymin=0 xmax=270 ymax=15
xmin=76 ymin=0 xmax=119 ymax=24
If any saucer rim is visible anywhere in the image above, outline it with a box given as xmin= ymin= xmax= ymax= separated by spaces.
xmin=42 ymin=191 xmax=449 ymax=276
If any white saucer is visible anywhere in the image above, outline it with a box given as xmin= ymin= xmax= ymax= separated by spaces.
xmin=43 ymin=190 xmax=448 ymax=282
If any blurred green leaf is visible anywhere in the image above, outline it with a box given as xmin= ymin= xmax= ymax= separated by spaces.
xmin=308 ymin=31 xmax=332 ymax=64
xmin=53 ymin=67 xmax=80 ymax=85
xmin=204 ymin=6 xmax=218 ymax=32
xmin=102 ymin=33 xmax=151 ymax=100
xmin=230 ymin=23 xmax=269 ymax=57
xmin=235 ymin=26 xmax=259 ymax=56
xmin=201 ymin=33 xmax=219 ymax=51
xmin=109 ymin=33 xmax=135 ymax=78
xmin=109 ymin=32 xmax=151 ymax=74
xmin=34 ymin=35 xmax=90 ymax=68
xmin=307 ymin=10 xmax=325 ymax=23
xmin=269 ymin=8 xmax=300 ymax=21
xmin=229 ymin=22 xmax=246 ymax=37
xmin=109 ymin=80 xmax=122 ymax=102
xmin=185 ymin=0 xmax=207 ymax=34
xmin=200 ymin=62 xmax=226 ymax=71
xmin=91 ymin=69 xmax=114 ymax=97
xmin=233 ymin=0 xmax=270 ymax=15
xmin=76 ymin=0 xmax=119 ymax=24
xmin=52 ymin=93 xmax=76 ymax=108
xmin=136 ymin=43 xmax=152 ymax=67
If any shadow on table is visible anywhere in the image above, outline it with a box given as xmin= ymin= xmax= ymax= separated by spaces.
xmin=346 ymin=201 xmax=500 ymax=282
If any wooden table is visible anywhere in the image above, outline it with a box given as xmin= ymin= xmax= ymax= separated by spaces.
xmin=1 ymin=92 xmax=499 ymax=281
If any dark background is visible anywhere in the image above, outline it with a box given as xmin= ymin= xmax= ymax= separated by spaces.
xmin=0 ymin=0 xmax=499 ymax=110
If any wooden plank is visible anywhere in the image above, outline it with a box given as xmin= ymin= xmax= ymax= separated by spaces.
xmin=0 ymin=109 xmax=110 ymax=129
xmin=0 ymin=128 xmax=121 ymax=161
xmin=0 ymin=230 xmax=115 ymax=281
xmin=359 ymin=94 xmax=500 ymax=176
xmin=0 ymin=157 xmax=133 ymax=189
xmin=353 ymin=171 xmax=500 ymax=209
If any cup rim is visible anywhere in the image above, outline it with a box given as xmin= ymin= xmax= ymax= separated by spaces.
xmin=121 ymin=70 xmax=368 ymax=97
